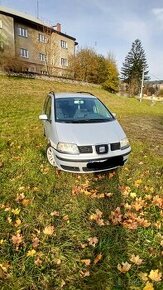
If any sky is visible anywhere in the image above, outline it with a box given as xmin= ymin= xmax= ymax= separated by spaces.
xmin=1 ymin=0 xmax=163 ymax=80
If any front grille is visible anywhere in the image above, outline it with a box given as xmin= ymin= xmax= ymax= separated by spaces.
xmin=78 ymin=146 xmax=93 ymax=154
xmin=110 ymin=142 xmax=120 ymax=151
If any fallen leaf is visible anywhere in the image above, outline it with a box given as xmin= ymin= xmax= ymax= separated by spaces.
xmin=137 ymin=217 xmax=151 ymax=228
xmin=43 ymin=225 xmax=55 ymax=235
xmin=117 ymin=261 xmax=131 ymax=273
xmin=34 ymin=257 xmax=42 ymax=267
xmin=143 ymin=282 xmax=154 ymax=290
xmin=130 ymin=254 xmax=143 ymax=265
xmin=97 ymin=218 xmax=105 ymax=226
xmin=110 ymin=207 xmax=122 ymax=225
xmin=134 ymin=179 xmax=142 ymax=188
xmin=130 ymin=192 xmax=137 ymax=198
xmin=61 ymin=280 xmax=66 ymax=288
xmin=108 ymin=171 xmax=116 ymax=179
xmin=11 ymin=233 xmax=23 ymax=248
xmin=18 ymin=186 xmax=25 ymax=191
xmin=27 ymin=249 xmax=36 ymax=257
xmin=80 ymin=270 xmax=90 ymax=278
xmin=4 ymin=207 xmax=11 ymax=212
xmin=148 ymin=269 xmax=162 ymax=282
xmin=105 ymin=192 xmax=113 ymax=198
xmin=124 ymin=203 xmax=132 ymax=210
xmin=93 ymin=253 xmax=103 ymax=265
xmin=90 ymin=209 xmax=102 ymax=220
xmin=145 ymin=194 xmax=152 ymax=201
xmin=131 ymin=197 xmax=145 ymax=211
xmin=120 ymin=185 xmax=131 ymax=197
xmin=89 ymin=209 xmax=105 ymax=226
xmin=16 ymin=193 xmax=25 ymax=202
xmin=138 ymin=272 xmax=148 ymax=282
xmin=62 ymin=215 xmax=69 ymax=221
xmin=154 ymin=221 xmax=161 ymax=229
xmin=32 ymin=237 xmax=40 ymax=248
xmin=80 ymin=243 xmax=87 ymax=249
xmin=14 ymin=218 xmax=22 ymax=227
xmin=0 ymin=263 xmax=10 ymax=273
xmin=88 ymin=236 xmax=98 ymax=247
xmin=22 ymin=199 xmax=31 ymax=207
xmin=152 ymin=195 xmax=163 ymax=209
xmin=96 ymin=193 xmax=105 ymax=199
xmin=0 ymin=263 xmax=10 ymax=279
xmin=0 ymin=239 xmax=5 ymax=245
xmin=50 ymin=211 xmax=60 ymax=216
xmin=54 ymin=258 xmax=61 ymax=265
xmin=11 ymin=208 xmax=20 ymax=215
xmin=7 ymin=216 xmax=12 ymax=224
xmin=81 ymin=259 xmax=91 ymax=266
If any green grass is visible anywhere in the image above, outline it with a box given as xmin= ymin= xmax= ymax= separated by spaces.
xmin=0 ymin=75 xmax=162 ymax=290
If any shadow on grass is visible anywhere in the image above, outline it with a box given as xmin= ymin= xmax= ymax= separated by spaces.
xmin=76 ymin=170 xmax=129 ymax=290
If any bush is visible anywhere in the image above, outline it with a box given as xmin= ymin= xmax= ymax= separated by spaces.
xmin=158 ymin=88 xmax=163 ymax=97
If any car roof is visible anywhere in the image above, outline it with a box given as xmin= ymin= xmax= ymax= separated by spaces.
xmin=49 ymin=92 xmax=97 ymax=99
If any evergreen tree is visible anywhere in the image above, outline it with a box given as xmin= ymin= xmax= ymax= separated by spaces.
xmin=121 ymin=39 xmax=149 ymax=95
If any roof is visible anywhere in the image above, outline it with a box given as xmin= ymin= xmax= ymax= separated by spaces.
xmin=51 ymin=92 xmax=96 ymax=99
xmin=0 ymin=5 xmax=76 ymax=41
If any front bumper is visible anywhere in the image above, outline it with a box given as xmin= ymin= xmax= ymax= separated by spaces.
xmin=53 ymin=146 xmax=131 ymax=173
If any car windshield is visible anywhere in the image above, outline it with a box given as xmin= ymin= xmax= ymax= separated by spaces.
xmin=55 ymin=97 xmax=114 ymax=123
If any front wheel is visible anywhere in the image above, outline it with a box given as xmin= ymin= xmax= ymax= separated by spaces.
xmin=46 ymin=144 xmax=56 ymax=167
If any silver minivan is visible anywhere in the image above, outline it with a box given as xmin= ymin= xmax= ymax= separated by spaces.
xmin=39 ymin=92 xmax=131 ymax=173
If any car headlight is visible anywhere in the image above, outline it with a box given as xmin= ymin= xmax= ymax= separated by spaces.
xmin=120 ymin=137 xmax=130 ymax=149
xmin=57 ymin=142 xmax=79 ymax=154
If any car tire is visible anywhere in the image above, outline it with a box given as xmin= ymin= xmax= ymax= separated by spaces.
xmin=46 ymin=144 xmax=56 ymax=167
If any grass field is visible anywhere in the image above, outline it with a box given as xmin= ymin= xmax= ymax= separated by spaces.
xmin=0 ymin=75 xmax=162 ymax=290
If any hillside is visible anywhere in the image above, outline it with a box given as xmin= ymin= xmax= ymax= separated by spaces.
xmin=0 ymin=75 xmax=162 ymax=290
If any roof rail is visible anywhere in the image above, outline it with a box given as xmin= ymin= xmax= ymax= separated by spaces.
xmin=76 ymin=91 xmax=95 ymax=96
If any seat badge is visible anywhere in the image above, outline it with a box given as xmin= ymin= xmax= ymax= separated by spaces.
xmin=96 ymin=144 xmax=108 ymax=154
xmin=99 ymin=146 xmax=106 ymax=153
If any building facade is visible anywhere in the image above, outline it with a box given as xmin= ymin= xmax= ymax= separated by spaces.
xmin=0 ymin=6 xmax=77 ymax=76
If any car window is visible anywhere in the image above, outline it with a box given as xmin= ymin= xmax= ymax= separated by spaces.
xmin=55 ymin=97 xmax=113 ymax=123
xmin=45 ymin=97 xmax=51 ymax=120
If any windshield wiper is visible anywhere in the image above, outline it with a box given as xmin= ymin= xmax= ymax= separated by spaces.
xmin=71 ymin=119 xmax=111 ymax=123
xmin=56 ymin=119 xmax=112 ymax=123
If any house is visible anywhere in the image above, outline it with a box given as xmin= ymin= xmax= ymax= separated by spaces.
xmin=0 ymin=6 xmax=77 ymax=76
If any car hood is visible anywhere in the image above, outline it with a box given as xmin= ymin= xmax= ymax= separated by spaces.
xmin=55 ymin=120 xmax=126 ymax=145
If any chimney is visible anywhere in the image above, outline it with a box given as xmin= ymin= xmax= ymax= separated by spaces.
xmin=56 ymin=23 xmax=61 ymax=32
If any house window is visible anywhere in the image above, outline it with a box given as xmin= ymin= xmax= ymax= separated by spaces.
xmin=39 ymin=53 xmax=46 ymax=62
xmin=61 ymin=40 xmax=67 ymax=49
xmin=41 ymin=70 xmax=48 ymax=75
xmin=18 ymin=27 xmax=28 ymax=37
xmin=20 ymin=48 xmax=29 ymax=58
xmin=38 ymin=33 xmax=46 ymax=43
xmin=0 ymin=20 xmax=2 ymax=29
xmin=61 ymin=58 xmax=68 ymax=67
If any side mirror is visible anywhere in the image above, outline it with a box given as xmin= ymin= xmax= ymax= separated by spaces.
xmin=39 ymin=114 xmax=48 ymax=121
